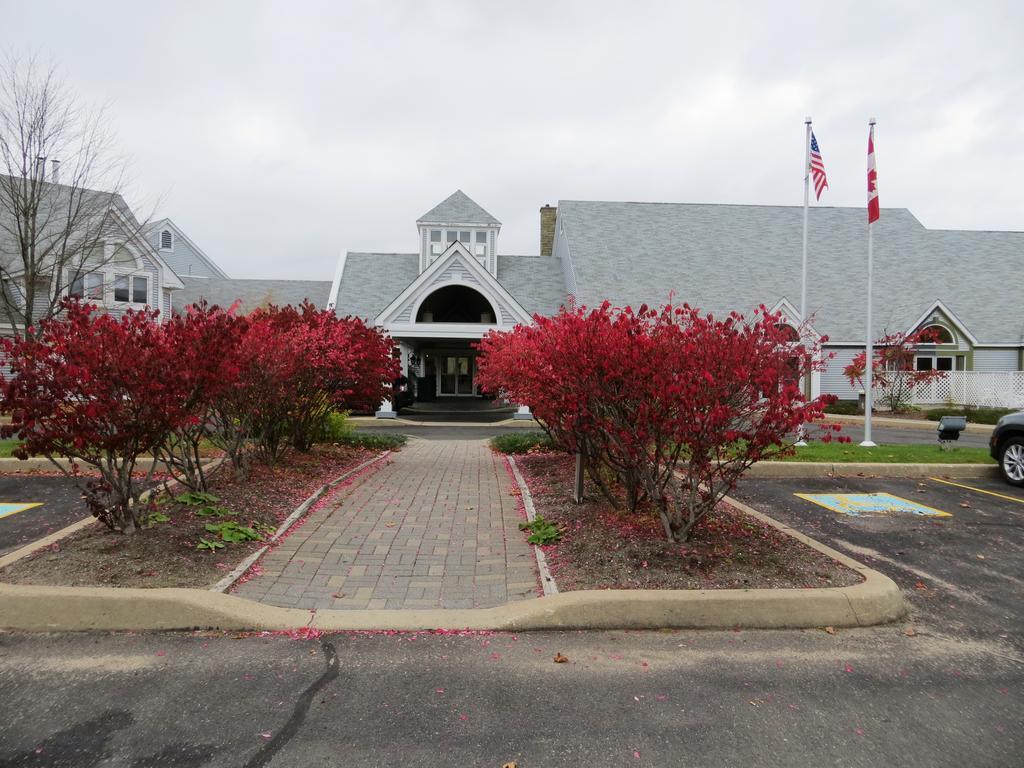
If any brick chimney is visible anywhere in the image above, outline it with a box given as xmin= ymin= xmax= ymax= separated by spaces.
xmin=540 ymin=204 xmax=556 ymax=256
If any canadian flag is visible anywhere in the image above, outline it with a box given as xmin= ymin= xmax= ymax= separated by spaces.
xmin=867 ymin=123 xmax=880 ymax=223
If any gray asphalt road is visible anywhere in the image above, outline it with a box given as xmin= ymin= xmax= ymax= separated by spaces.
xmin=0 ymin=622 xmax=1020 ymax=768
xmin=733 ymin=474 xmax=1024 ymax=653
xmin=0 ymin=475 xmax=88 ymax=556
xmin=824 ymin=423 xmax=992 ymax=448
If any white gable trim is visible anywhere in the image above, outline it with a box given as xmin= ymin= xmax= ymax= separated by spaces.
xmin=767 ymin=297 xmax=820 ymax=339
xmin=907 ymin=299 xmax=979 ymax=346
xmin=327 ymin=250 xmax=347 ymax=311
xmin=374 ymin=241 xmax=532 ymax=328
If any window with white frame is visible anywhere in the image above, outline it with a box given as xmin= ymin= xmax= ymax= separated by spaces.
xmin=427 ymin=228 xmax=492 ymax=263
xmin=160 ymin=230 xmax=173 ymax=250
xmin=114 ymin=274 xmax=149 ymax=304
xmin=915 ymin=355 xmax=954 ymax=372
xmin=68 ymin=270 xmax=104 ymax=301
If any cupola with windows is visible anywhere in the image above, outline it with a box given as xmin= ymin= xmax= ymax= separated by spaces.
xmin=416 ymin=190 xmax=501 ymax=276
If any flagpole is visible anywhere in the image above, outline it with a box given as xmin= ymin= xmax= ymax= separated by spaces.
xmin=796 ymin=116 xmax=812 ymax=446
xmin=861 ymin=117 xmax=878 ymax=448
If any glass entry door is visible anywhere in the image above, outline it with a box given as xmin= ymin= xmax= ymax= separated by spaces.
xmin=439 ymin=356 xmax=474 ymax=395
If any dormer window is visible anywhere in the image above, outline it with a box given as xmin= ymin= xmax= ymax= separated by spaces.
xmin=160 ymin=230 xmax=173 ymax=250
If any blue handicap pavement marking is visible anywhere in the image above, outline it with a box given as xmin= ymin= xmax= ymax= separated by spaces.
xmin=0 ymin=502 xmax=43 ymax=520
xmin=794 ymin=492 xmax=951 ymax=518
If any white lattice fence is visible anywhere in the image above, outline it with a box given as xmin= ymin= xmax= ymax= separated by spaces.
xmin=908 ymin=371 xmax=1024 ymax=409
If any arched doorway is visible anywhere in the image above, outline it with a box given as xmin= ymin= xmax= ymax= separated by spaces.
xmin=413 ymin=285 xmax=498 ymax=397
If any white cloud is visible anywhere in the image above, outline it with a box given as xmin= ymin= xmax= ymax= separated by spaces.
xmin=5 ymin=0 xmax=1022 ymax=278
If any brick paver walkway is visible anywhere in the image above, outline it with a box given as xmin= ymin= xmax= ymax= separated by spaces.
xmin=233 ymin=438 xmax=539 ymax=610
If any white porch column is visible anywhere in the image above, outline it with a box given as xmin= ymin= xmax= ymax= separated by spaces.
xmin=375 ymin=398 xmax=397 ymax=419
xmin=513 ymin=404 xmax=533 ymax=420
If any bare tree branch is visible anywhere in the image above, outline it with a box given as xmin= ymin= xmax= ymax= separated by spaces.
xmin=0 ymin=53 xmax=148 ymax=338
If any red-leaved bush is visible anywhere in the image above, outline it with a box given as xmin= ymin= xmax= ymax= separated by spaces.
xmin=158 ymin=302 xmax=248 ymax=490
xmin=210 ymin=302 xmax=398 ymax=465
xmin=0 ymin=301 xmax=190 ymax=531
xmin=0 ymin=298 xmax=397 ymax=533
xmin=844 ymin=327 xmax=944 ymax=413
xmin=477 ymin=302 xmax=837 ymax=541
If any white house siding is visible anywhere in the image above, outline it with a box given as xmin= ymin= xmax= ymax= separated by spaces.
xmin=148 ymin=229 xmax=221 ymax=279
xmin=821 ymin=346 xmax=861 ymax=400
xmin=973 ymin=348 xmax=1021 ymax=372
xmin=162 ymin=290 xmax=172 ymax=319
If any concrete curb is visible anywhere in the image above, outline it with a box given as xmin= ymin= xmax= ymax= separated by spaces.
xmin=747 ymin=461 xmax=998 ymax=479
xmin=209 ymin=450 xmax=393 ymax=593
xmin=505 ymin=455 xmax=558 ymax=596
xmin=0 ymin=481 xmax=907 ymax=634
xmin=0 ymin=456 xmax=218 ymax=475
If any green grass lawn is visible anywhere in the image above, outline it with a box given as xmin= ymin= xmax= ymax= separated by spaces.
xmin=0 ymin=438 xmax=24 ymax=458
xmin=770 ymin=442 xmax=995 ymax=464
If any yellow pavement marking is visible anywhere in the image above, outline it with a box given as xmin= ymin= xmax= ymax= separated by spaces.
xmin=928 ymin=477 xmax=1024 ymax=505
xmin=0 ymin=502 xmax=43 ymax=520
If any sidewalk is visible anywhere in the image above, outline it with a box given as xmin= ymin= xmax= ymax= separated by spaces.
xmin=233 ymin=438 xmax=539 ymax=610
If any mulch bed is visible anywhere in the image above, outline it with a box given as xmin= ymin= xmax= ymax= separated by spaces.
xmin=0 ymin=444 xmax=380 ymax=589
xmin=513 ymin=452 xmax=862 ymax=591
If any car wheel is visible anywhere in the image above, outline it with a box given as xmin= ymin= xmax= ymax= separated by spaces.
xmin=999 ymin=437 xmax=1024 ymax=487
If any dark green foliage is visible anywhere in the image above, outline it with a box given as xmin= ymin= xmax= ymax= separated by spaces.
xmin=173 ymin=491 xmax=221 ymax=506
xmin=925 ymin=406 xmax=1015 ymax=425
xmin=518 ymin=515 xmax=562 ymax=545
xmin=490 ymin=432 xmax=556 ymax=454
xmin=203 ymin=520 xmax=261 ymax=543
xmin=823 ymin=400 xmax=861 ymax=415
xmin=311 ymin=410 xmax=354 ymax=444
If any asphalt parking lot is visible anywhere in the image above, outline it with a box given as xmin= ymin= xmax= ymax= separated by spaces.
xmin=732 ymin=473 xmax=1024 ymax=652
xmin=0 ymin=475 xmax=89 ymax=557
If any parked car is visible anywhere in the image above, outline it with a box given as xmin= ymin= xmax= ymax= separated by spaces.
xmin=990 ymin=410 xmax=1024 ymax=487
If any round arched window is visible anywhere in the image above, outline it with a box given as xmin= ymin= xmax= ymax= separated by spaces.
xmin=921 ymin=324 xmax=954 ymax=344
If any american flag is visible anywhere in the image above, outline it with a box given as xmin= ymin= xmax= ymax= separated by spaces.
xmin=809 ymin=132 xmax=828 ymax=199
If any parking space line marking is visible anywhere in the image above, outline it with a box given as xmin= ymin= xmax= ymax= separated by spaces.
xmin=928 ymin=477 xmax=1024 ymax=504
xmin=0 ymin=502 xmax=43 ymax=520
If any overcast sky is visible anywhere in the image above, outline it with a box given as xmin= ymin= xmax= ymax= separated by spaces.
xmin=4 ymin=1 xmax=1022 ymax=279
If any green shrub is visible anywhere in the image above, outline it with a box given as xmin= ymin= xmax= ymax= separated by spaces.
xmin=925 ymin=406 xmax=1015 ymax=425
xmin=311 ymin=410 xmax=355 ymax=444
xmin=490 ymin=431 xmax=555 ymax=454
xmin=518 ymin=515 xmax=562 ymax=545
xmin=824 ymin=400 xmax=861 ymax=415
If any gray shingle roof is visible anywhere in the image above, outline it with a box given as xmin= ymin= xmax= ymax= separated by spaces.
xmin=496 ymin=255 xmax=569 ymax=317
xmin=334 ymin=253 xmax=421 ymax=320
xmin=558 ymin=201 xmax=1024 ymax=344
xmin=333 ymin=252 xmax=569 ymax=321
xmin=176 ymin=277 xmax=332 ymax=314
xmin=417 ymin=190 xmax=501 ymax=227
